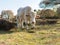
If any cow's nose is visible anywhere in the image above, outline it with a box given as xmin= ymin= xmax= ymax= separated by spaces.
xmin=26 ymin=15 xmax=29 ymax=17
xmin=32 ymin=22 xmax=34 ymax=24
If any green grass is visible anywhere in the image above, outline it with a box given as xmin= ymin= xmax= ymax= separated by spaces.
xmin=0 ymin=24 xmax=60 ymax=45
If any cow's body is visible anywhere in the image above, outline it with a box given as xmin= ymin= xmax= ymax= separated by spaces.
xmin=17 ymin=6 xmax=36 ymax=29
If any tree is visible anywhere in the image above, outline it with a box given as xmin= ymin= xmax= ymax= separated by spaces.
xmin=39 ymin=0 xmax=60 ymax=10
xmin=56 ymin=7 xmax=60 ymax=18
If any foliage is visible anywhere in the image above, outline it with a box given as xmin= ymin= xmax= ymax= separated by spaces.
xmin=0 ymin=19 xmax=16 ymax=30
xmin=39 ymin=0 xmax=60 ymax=8
xmin=56 ymin=7 xmax=60 ymax=18
xmin=38 ymin=9 xmax=59 ymax=19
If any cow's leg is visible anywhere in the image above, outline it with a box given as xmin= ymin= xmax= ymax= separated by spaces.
xmin=21 ymin=20 xmax=25 ymax=29
xmin=24 ymin=12 xmax=28 ymax=30
xmin=24 ymin=19 xmax=30 ymax=30
xmin=17 ymin=18 xmax=21 ymax=29
xmin=32 ymin=22 xmax=35 ymax=28
xmin=16 ymin=16 xmax=22 ymax=29
xmin=31 ymin=19 xmax=36 ymax=29
xmin=16 ymin=20 xmax=19 ymax=28
xmin=16 ymin=16 xmax=20 ymax=28
xmin=24 ymin=21 xmax=28 ymax=30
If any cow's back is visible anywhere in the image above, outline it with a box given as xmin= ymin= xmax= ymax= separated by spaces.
xmin=17 ymin=8 xmax=24 ymax=16
xmin=24 ymin=6 xmax=31 ymax=15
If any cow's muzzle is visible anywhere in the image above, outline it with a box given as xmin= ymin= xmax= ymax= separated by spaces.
xmin=26 ymin=15 xmax=30 ymax=17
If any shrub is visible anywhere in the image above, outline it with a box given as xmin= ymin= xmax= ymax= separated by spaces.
xmin=0 ymin=19 xmax=16 ymax=31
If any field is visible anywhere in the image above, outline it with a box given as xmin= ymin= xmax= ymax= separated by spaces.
xmin=0 ymin=21 xmax=60 ymax=45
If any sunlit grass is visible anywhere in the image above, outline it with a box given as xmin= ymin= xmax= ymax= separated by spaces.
xmin=0 ymin=24 xmax=60 ymax=45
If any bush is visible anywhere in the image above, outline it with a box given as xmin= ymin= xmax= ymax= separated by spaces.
xmin=45 ymin=16 xmax=59 ymax=19
xmin=0 ymin=19 xmax=16 ymax=31
xmin=36 ymin=19 xmax=47 ymax=25
xmin=47 ymin=20 xmax=57 ymax=24
xmin=36 ymin=19 xmax=57 ymax=25
xmin=40 ymin=16 xmax=59 ymax=19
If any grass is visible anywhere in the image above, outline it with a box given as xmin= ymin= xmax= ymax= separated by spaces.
xmin=0 ymin=23 xmax=60 ymax=45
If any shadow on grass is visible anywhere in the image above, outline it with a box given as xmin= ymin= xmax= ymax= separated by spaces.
xmin=0 ymin=28 xmax=35 ymax=34
xmin=27 ymin=30 xmax=35 ymax=33
xmin=0 ymin=30 xmax=14 ymax=34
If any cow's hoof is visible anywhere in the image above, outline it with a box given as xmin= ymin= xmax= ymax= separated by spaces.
xmin=31 ymin=27 xmax=35 ymax=29
xmin=27 ymin=30 xmax=35 ymax=33
xmin=20 ymin=27 xmax=25 ymax=30
xmin=27 ymin=28 xmax=30 ymax=30
xmin=26 ymin=28 xmax=30 ymax=30
xmin=21 ymin=28 xmax=25 ymax=30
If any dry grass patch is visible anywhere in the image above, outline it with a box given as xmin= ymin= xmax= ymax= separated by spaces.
xmin=0 ymin=24 xmax=60 ymax=45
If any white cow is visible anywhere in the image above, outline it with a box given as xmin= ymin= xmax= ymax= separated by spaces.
xmin=17 ymin=6 xmax=36 ymax=29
